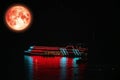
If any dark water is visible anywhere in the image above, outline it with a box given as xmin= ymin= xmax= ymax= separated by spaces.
xmin=24 ymin=55 xmax=87 ymax=80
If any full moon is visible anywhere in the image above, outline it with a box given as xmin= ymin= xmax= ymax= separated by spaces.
xmin=5 ymin=4 xmax=32 ymax=32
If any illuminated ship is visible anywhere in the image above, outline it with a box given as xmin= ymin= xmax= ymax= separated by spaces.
xmin=24 ymin=45 xmax=88 ymax=57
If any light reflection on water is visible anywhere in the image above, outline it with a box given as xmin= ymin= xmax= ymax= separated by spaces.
xmin=24 ymin=56 xmax=33 ymax=80
xmin=60 ymin=57 xmax=67 ymax=80
xmin=24 ymin=55 xmax=87 ymax=80
xmin=72 ymin=58 xmax=80 ymax=80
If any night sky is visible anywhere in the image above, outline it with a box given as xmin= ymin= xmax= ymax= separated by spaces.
xmin=0 ymin=0 xmax=119 ymax=80
xmin=0 ymin=0 xmax=91 ymax=47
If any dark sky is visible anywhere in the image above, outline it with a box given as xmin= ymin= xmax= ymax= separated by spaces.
xmin=0 ymin=0 xmax=93 ymax=48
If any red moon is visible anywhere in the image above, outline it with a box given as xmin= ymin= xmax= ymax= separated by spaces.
xmin=5 ymin=4 xmax=32 ymax=32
